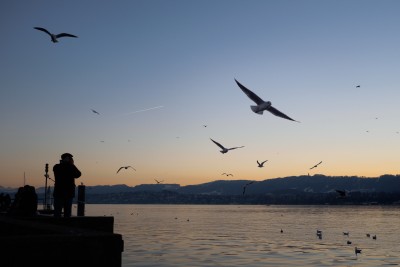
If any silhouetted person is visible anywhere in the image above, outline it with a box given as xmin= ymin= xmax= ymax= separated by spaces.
xmin=53 ymin=153 xmax=81 ymax=218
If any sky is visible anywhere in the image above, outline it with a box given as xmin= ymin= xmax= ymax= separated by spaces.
xmin=1 ymin=0 xmax=400 ymax=189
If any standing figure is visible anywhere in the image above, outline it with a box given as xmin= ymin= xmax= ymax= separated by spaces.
xmin=53 ymin=153 xmax=81 ymax=217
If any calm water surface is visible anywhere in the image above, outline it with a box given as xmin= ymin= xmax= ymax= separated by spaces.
xmin=85 ymin=205 xmax=400 ymax=267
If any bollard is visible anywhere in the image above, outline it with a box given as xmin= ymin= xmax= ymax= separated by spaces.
xmin=77 ymin=184 xmax=85 ymax=216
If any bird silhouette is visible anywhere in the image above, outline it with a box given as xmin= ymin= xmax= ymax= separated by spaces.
xmin=356 ymin=85 xmax=361 ymax=88
xmin=355 ymin=247 xmax=362 ymax=255
xmin=154 ymin=179 xmax=164 ymax=184
xmin=210 ymin=138 xmax=244 ymax=154
xmin=34 ymin=27 xmax=78 ymax=43
xmin=221 ymin=173 xmax=233 ymax=177
xmin=235 ymin=79 xmax=299 ymax=122
xmin=257 ymin=160 xmax=268 ymax=168
xmin=91 ymin=109 xmax=100 ymax=115
xmin=242 ymin=181 xmax=256 ymax=195
xmin=117 ymin=166 xmax=136 ymax=173
xmin=310 ymin=161 xmax=322 ymax=170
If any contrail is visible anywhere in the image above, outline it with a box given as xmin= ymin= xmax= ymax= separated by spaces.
xmin=124 ymin=105 xmax=164 ymax=115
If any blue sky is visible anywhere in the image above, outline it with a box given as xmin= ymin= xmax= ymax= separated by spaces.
xmin=1 ymin=0 xmax=400 ymax=188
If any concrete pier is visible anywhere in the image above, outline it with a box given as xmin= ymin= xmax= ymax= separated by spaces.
xmin=0 ymin=214 xmax=124 ymax=267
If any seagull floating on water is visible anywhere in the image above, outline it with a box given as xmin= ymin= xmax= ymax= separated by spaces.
xmin=355 ymin=247 xmax=362 ymax=255
xmin=210 ymin=138 xmax=244 ymax=154
xmin=235 ymin=79 xmax=299 ymax=122
xmin=34 ymin=27 xmax=78 ymax=43
xmin=117 ymin=166 xmax=136 ymax=173
xmin=257 ymin=160 xmax=268 ymax=168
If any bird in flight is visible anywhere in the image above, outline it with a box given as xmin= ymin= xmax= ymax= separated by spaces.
xmin=235 ymin=79 xmax=299 ymax=122
xmin=154 ymin=179 xmax=164 ymax=184
xmin=117 ymin=166 xmax=136 ymax=173
xmin=356 ymin=85 xmax=361 ymax=88
xmin=34 ymin=27 xmax=78 ymax=43
xmin=210 ymin=138 xmax=244 ymax=154
xmin=310 ymin=161 xmax=322 ymax=170
xmin=242 ymin=181 xmax=256 ymax=196
xmin=91 ymin=109 xmax=100 ymax=115
xmin=257 ymin=160 xmax=268 ymax=168
xmin=221 ymin=173 xmax=233 ymax=177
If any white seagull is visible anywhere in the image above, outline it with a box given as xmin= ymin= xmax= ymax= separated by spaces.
xmin=210 ymin=138 xmax=244 ymax=154
xmin=34 ymin=27 xmax=78 ymax=43
xmin=235 ymin=79 xmax=299 ymax=122
xmin=257 ymin=160 xmax=268 ymax=168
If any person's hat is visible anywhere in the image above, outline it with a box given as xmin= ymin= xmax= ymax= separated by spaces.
xmin=61 ymin=153 xmax=73 ymax=160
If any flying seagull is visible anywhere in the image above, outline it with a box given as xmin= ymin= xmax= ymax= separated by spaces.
xmin=242 ymin=181 xmax=256 ymax=196
xmin=210 ymin=138 xmax=244 ymax=154
xmin=34 ymin=27 xmax=78 ymax=43
xmin=91 ymin=109 xmax=100 ymax=115
xmin=257 ymin=160 xmax=268 ymax=168
xmin=310 ymin=161 xmax=322 ymax=170
xmin=235 ymin=79 xmax=299 ymax=122
xmin=117 ymin=166 xmax=136 ymax=173
xmin=154 ymin=179 xmax=164 ymax=184
xmin=221 ymin=173 xmax=233 ymax=177
xmin=356 ymin=85 xmax=361 ymax=88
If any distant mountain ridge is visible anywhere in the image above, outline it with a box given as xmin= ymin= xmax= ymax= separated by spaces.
xmin=2 ymin=174 xmax=399 ymax=195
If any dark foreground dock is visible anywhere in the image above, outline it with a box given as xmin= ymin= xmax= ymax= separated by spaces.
xmin=0 ymin=214 xmax=124 ymax=267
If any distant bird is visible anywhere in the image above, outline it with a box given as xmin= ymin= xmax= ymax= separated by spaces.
xmin=343 ymin=231 xmax=349 ymax=236
xmin=257 ymin=160 xmax=268 ymax=168
xmin=310 ymin=161 xmax=322 ymax=170
xmin=117 ymin=166 xmax=136 ymax=173
xmin=203 ymin=125 xmax=207 ymax=127
xmin=242 ymin=181 xmax=256 ymax=195
xmin=235 ymin=79 xmax=299 ymax=122
xmin=336 ymin=189 xmax=348 ymax=198
xmin=356 ymin=85 xmax=361 ymax=88
xmin=372 ymin=235 xmax=377 ymax=240
xmin=280 ymin=229 xmax=283 ymax=233
xmin=347 ymin=240 xmax=352 ymax=245
xmin=210 ymin=138 xmax=244 ymax=154
xmin=154 ymin=179 xmax=164 ymax=184
xmin=355 ymin=247 xmax=362 ymax=256
xmin=316 ymin=230 xmax=322 ymax=237
xmin=221 ymin=173 xmax=233 ymax=177
xmin=34 ymin=27 xmax=78 ymax=43
xmin=91 ymin=109 xmax=100 ymax=115
xmin=366 ymin=233 xmax=371 ymax=238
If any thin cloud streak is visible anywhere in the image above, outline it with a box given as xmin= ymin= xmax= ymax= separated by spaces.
xmin=123 ymin=105 xmax=164 ymax=116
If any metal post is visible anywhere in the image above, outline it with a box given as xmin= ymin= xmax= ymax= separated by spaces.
xmin=44 ymin=164 xmax=49 ymax=210
xmin=77 ymin=184 xmax=85 ymax=216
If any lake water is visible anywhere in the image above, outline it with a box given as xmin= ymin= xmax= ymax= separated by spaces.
xmin=85 ymin=204 xmax=400 ymax=267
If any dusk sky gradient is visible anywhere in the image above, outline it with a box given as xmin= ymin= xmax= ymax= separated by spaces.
xmin=1 ymin=0 xmax=400 ymax=188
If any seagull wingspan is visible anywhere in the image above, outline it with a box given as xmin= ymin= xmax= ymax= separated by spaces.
xmin=56 ymin=33 xmax=78 ymax=38
xmin=34 ymin=27 xmax=52 ymax=36
xmin=267 ymin=106 xmax=298 ymax=122
xmin=228 ymin=146 xmax=244 ymax=150
xmin=210 ymin=138 xmax=226 ymax=150
xmin=235 ymin=79 xmax=264 ymax=105
xmin=117 ymin=167 xmax=124 ymax=173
